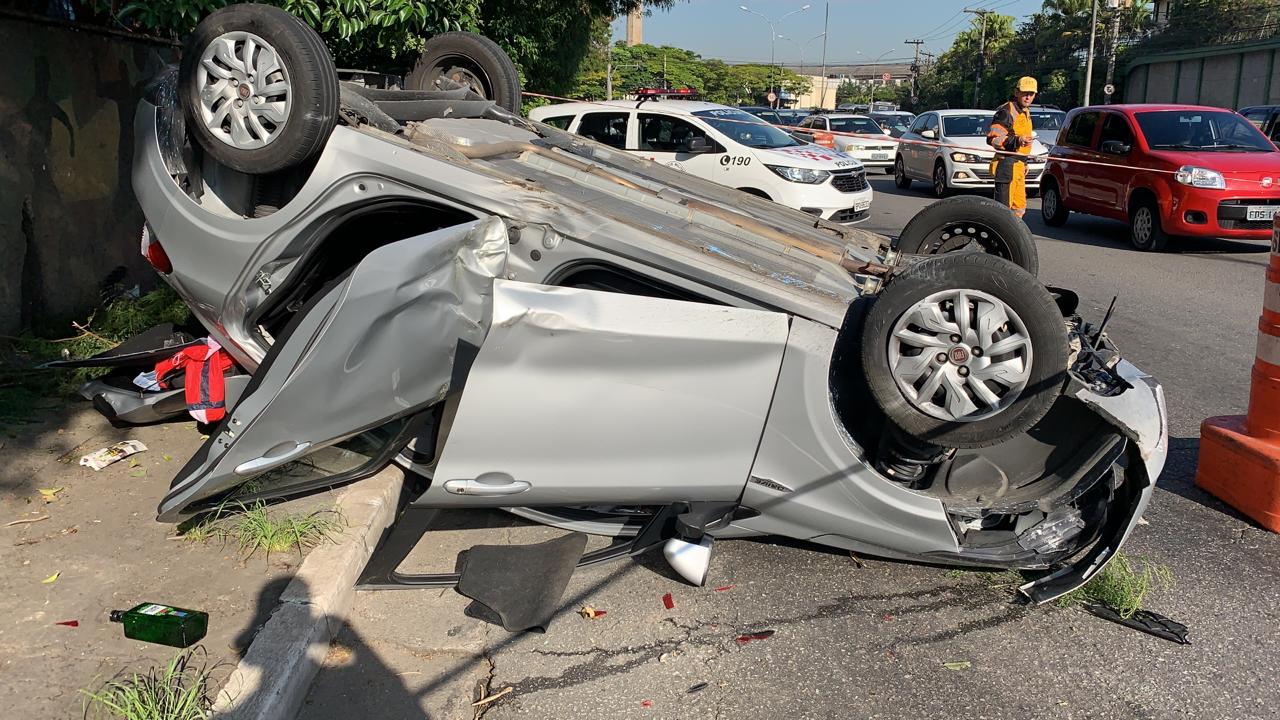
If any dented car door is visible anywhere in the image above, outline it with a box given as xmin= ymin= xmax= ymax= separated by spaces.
xmin=420 ymin=281 xmax=790 ymax=506
xmin=156 ymin=217 xmax=509 ymax=520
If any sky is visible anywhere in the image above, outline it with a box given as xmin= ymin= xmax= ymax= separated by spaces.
xmin=610 ymin=0 xmax=1048 ymax=67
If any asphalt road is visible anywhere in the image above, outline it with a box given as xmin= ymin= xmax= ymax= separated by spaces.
xmin=301 ymin=177 xmax=1280 ymax=720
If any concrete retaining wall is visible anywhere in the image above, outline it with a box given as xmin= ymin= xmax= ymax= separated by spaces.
xmin=0 ymin=13 xmax=176 ymax=334
xmin=1125 ymin=40 xmax=1280 ymax=108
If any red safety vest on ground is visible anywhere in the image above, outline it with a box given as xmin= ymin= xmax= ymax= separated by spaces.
xmin=153 ymin=339 xmax=235 ymax=423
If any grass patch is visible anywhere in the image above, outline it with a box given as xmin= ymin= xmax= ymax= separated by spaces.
xmin=81 ymin=647 xmax=219 ymax=720
xmin=1055 ymin=553 xmax=1174 ymax=618
xmin=0 ymin=287 xmax=191 ymax=429
xmin=178 ymin=500 xmax=345 ymax=559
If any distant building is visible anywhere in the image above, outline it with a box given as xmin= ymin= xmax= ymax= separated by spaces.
xmin=626 ymin=9 xmax=643 ymax=46
xmin=781 ymin=62 xmax=912 ymax=89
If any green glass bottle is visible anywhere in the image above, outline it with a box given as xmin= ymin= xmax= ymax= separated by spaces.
xmin=109 ymin=603 xmax=208 ymax=648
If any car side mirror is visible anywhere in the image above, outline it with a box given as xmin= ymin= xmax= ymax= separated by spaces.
xmin=684 ymin=136 xmax=715 ymax=154
xmin=921 ymin=129 xmax=937 ymax=139
xmin=1101 ymin=140 xmax=1131 ymax=155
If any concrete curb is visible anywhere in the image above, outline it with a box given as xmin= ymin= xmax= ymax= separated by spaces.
xmin=210 ymin=466 xmax=405 ymax=720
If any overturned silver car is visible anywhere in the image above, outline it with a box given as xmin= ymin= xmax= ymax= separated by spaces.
xmin=86 ymin=5 xmax=1166 ymax=608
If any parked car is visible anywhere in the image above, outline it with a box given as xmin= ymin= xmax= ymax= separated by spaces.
xmin=531 ymin=100 xmax=874 ymax=223
xmin=1239 ymin=105 xmax=1280 ymax=145
xmin=739 ymin=105 xmax=784 ymax=125
xmin=1041 ymin=104 xmax=1280 ymax=250
xmin=895 ymin=109 xmax=1048 ymax=198
xmin=1029 ymin=105 xmax=1068 ymax=148
xmin=776 ymin=108 xmax=813 ymax=126
xmin=870 ymin=110 xmax=917 ymax=138
xmin=73 ymin=4 xmax=1168 ymax=610
xmin=792 ymin=113 xmax=898 ymax=173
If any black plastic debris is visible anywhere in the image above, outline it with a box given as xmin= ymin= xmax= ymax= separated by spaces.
xmin=687 ymin=682 xmax=709 ymax=694
xmin=1085 ymin=603 xmax=1190 ymax=645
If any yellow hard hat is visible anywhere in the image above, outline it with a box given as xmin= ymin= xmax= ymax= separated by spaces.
xmin=1017 ymin=76 xmax=1038 ymax=93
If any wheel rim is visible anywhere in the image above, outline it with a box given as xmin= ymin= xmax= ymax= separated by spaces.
xmin=934 ymin=166 xmax=947 ymax=195
xmin=887 ymin=288 xmax=1034 ymax=422
xmin=437 ymin=59 xmax=491 ymax=99
xmin=1043 ymin=187 xmax=1058 ymax=218
xmin=1133 ymin=206 xmax=1152 ymax=245
xmin=196 ymin=31 xmax=292 ymax=150
xmin=921 ymin=221 xmax=1011 ymax=258
xmin=895 ymin=158 xmax=905 ymax=183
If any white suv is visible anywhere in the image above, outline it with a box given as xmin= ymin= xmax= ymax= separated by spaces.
xmin=894 ymin=109 xmax=1047 ymax=198
xmin=530 ymin=100 xmax=873 ymax=223
xmin=793 ymin=113 xmax=898 ymax=174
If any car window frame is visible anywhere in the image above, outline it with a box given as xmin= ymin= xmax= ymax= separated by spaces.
xmin=539 ymin=115 xmax=575 ymax=130
xmin=1097 ymin=112 xmax=1136 ymax=154
xmin=576 ymin=110 xmax=631 ymax=150
xmin=1063 ymin=111 xmax=1102 ymax=150
xmin=636 ymin=112 xmax=723 ymax=154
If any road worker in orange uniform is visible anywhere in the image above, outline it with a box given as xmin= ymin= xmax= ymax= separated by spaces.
xmin=987 ymin=76 xmax=1038 ymax=218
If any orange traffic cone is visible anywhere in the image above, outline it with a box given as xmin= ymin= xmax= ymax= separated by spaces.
xmin=1195 ymin=214 xmax=1280 ymax=532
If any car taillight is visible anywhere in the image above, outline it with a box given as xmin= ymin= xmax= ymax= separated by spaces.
xmin=140 ymin=225 xmax=172 ymax=274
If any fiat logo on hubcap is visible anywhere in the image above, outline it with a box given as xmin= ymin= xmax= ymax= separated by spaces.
xmin=949 ymin=346 xmax=970 ymax=365
xmin=238 ymin=84 xmax=251 ymax=99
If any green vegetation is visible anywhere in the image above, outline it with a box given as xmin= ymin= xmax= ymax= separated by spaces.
xmin=81 ymin=648 xmax=218 ymax=720
xmin=178 ymin=501 xmax=345 ymax=558
xmin=83 ymin=0 xmax=675 ymax=95
xmin=1055 ymin=553 xmax=1174 ymax=618
xmin=915 ymin=0 xmax=1279 ymax=111
xmin=0 ymin=287 xmax=190 ymax=431
xmin=572 ymin=42 xmax=812 ymax=105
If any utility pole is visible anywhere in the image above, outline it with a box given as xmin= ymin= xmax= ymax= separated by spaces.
xmin=905 ymin=38 xmax=923 ymax=104
xmin=606 ymin=44 xmax=613 ymax=100
xmin=819 ymin=2 xmax=830 ymax=109
xmin=1083 ymin=0 xmax=1099 ymax=106
xmin=1103 ymin=0 xmax=1122 ymax=103
xmin=963 ymin=8 xmax=993 ymax=107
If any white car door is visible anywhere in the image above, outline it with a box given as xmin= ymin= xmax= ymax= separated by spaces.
xmin=633 ymin=112 xmax=727 ymax=179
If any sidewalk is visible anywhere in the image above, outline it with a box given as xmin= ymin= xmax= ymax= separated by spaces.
xmin=0 ymin=401 xmax=336 ymax=717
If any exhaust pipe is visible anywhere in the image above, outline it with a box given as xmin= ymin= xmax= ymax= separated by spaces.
xmin=663 ymin=536 xmax=714 ymax=587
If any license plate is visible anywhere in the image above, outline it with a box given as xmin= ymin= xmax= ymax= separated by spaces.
xmin=854 ymin=199 xmax=871 ymax=212
xmin=1246 ymin=206 xmax=1278 ymax=222
xmin=871 ymin=153 xmax=889 ymax=161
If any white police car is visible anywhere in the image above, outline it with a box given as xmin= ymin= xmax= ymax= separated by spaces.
xmin=530 ymin=97 xmax=873 ymax=223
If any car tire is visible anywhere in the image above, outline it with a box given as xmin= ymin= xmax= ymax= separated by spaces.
xmin=180 ymin=3 xmax=339 ymax=175
xmin=1129 ymin=198 xmax=1169 ymax=252
xmin=894 ymin=195 xmax=1040 ymax=276
xmin=406 ymin=32 xmax=522 ymax=113
xmin=1040 ymin=179 xmax=1069 ymax=227
xmin=894 ymin=157 xmax=912 ymax=189
xmin=860 ymin=253 xmax=1068 ymax=449
xmin=932 ymin=161 xmax=950 ymax=198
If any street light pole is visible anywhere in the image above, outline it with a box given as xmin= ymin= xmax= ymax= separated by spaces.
xmin=819 ymin=2 xmax=830 ymax=108
xmin=1083 ymin=0 xmax=1099 ymax=105
xmin=740 ymin=4 xmax=811 ymax=108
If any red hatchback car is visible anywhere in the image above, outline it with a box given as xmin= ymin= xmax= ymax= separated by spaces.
xmin=1041 ymin=104 xmax=1280 ymax=250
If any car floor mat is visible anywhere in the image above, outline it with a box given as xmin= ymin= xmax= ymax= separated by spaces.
xmin=1085 ymin=602 xmax=1190 ymax=645
xmin=454 ymin=532 xmax=588 ymax=633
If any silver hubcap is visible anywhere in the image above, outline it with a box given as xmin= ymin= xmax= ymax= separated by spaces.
xmin=888 ymin=289 xmax=1034 ymax=422
xmin=935 ymin=167 xmax=946 ymax=194
xmin=1133 ymin=207 xmax=1152 ymax=243
xmin=1044 ymin=189 xmax=1057 ymax=217
xmin=196 ymin=31 xmax=291 ymax=150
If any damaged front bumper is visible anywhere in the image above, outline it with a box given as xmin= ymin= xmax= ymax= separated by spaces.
xmin=1020 ymin=360 xmax=1167 ymax=603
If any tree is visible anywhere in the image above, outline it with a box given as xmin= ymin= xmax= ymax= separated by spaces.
xmin=82 ymin=0 xmax=675 ymax=96
xmin=572 ymin=43 xmax=810 ymax=105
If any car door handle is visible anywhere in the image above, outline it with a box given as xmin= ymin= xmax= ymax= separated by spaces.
xmin=442 ymin=477 xmax=531 ymax=496
xmin=234 ymin=441 xmax=313 ymax=477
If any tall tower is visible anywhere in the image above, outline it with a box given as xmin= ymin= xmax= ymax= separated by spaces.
xmin=626 ymin=8 xmax=643 ymax=46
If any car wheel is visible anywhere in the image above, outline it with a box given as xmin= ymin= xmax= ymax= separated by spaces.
xmin=860 ymin=253 xmax=1068 ymax=449
xmin=894 ymin=196 xmax=1040 ymax=276
xmin=1040 ymin=180 xmax=1069 ymax=227
xmin=894 ymin=157 xmax=912 ymax=189
xmin=180 ymin=4 xmax=339 ymax=175
xmin=933 ymin=162 xmax=950 ymax=198
xmin=884 ymin=166 xmax=896 ymax=175
xmin=406 ymin=32 xmax=522 ymax=113
xmin=1129 ymin=199 xmax=1169 ymax=252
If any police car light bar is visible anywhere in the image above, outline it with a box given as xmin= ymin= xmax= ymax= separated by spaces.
xmin=635 ymin=87 xmax=697 ymax=98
